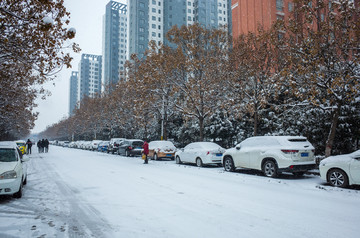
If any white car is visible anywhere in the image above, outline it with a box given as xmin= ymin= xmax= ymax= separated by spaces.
xmin=0 ymin=141 xmax=29 ymax=198
xmin=222 ymin=136 xmax=316 ymax=177
xmin=91 ymin=140 xmax=103 ymax=151
xmin=319 ymin=150 xmax=360 ymax=188
xmin=175 ymin=142 xmax=225 ymax=167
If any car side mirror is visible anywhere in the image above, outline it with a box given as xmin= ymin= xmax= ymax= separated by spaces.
xmin=181 ymin=148 xmax=184 ymax=152
xmin=236 ymin=146 xmax=241 ymax=150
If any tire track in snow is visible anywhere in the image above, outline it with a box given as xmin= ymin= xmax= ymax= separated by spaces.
xmin=0 ymin=154 xmax=114 ymax=238
xmin=35 ymin=154 xmax=114 ymax=238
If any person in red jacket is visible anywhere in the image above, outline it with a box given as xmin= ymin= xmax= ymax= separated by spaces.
xmin=142 ymin=140 xmax=149 ymax=164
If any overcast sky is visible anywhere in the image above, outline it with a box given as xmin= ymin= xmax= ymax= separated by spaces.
xmin=32 ymin=0 xmax=126 ymax=133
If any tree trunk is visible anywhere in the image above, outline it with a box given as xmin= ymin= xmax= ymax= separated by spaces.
xmin=254 ymin=106 xmax=258 ymax=137
xmin=199 ymin=116 xmax=204 ymax=141
xmin=325 ymin=105 xmax=341 ymax=157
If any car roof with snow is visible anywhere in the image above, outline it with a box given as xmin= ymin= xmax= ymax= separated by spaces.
xmin=0 ymin=141 xmax=18 ymax=149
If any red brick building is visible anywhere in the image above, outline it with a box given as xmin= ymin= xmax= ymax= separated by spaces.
xmin=231 ymin=0 xmax=293 ymax=39
xmin=231 ymin=0 xmax=359 ymax=40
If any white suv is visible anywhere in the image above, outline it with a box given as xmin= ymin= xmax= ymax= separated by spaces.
xmin=0 ymin=141 xmax=29 ymax=198
xmin=222 ymin=136 xmax=315 ymax=177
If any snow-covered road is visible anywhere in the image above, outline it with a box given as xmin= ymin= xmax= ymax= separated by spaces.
xmin=1 ymin=146 xmax=359 ymax=238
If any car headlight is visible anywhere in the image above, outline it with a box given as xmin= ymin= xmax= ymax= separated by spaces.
xmin=0 ymin=171 xmax=18 ymax=180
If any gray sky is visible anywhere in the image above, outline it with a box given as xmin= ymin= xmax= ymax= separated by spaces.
xmin=32 ymin=0 xmax=126 ymax=133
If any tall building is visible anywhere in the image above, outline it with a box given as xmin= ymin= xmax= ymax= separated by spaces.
xmin=231 ymin=0 xmax=293 ymax=39
xmin=78 ymin=54 xmax=102 ymax=103
xmin=69 ymin=71 xmax=78 ymax=116
xmin=128 ymin=0 xmax=232 ymax=58
xmin=102 ymin=1 xmax=127 ymax=92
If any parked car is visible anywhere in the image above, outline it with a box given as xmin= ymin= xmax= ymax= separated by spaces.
xmin=62 ymin=141 xmax=70 ymax=147
xmin=69 ymin=141 xmax=77 ymax=148
xmin=0 ymin=141 xmax=29 ymax=198
xmin=15 ymin=140 xmax=26 ymax=155
xmin=108 ymin=138 xmax=126 ymax=154
xmin=175 ymin=142 xmax=225 ymax=167
xmin=149 ymin=140 xmax=176 ymax=160
xmin=97 ymin=141 xmax=110 ymax=152
xmin=319 ymin=150 xmax=360 ymax=188
xmin=117 ymin=139 xmax=144 ymax=157
xmin=222 ymin=136 xmax=316 ymax=177
xmin=90 ymin=140 xmax=103 ymax=151
xmin=83 ymin=141 xmax=92 ymax=150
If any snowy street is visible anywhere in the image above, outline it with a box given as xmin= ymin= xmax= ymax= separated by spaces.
xmin=1 ymin=146 xmax=359 ymax=238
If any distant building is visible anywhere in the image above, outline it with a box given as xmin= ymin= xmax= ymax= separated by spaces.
xmin=128 ymin=0 xmax=232 ymax=58
xmin=69 ymin=71 xmax=78 ymax=116
xmin=231 ymin=0 xmax=293 ymax=39
xmin=78 ymin=54 xmax=102 ymax=103
xmin=102 ymin=1 xmax=127 ymax=92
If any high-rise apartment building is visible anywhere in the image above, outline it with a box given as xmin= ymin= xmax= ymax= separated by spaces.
xmin=102 ymin=1 xmax=127 ymax=92
xmin=128 ymin=0 xmax=232 ymax=58
xmin=78 ymin=54 xmax=102 ymax=103
xmin=69 ymin=71 xmax=78 ymax=116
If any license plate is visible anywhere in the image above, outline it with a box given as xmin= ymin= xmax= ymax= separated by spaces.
xmin=216 ymin=153 xmax=223 ymax=156
xmin=166 ymin=154 xmax=172 ymax=157
xmin=136 ymin=147 xmax=142 ymax=149
xmin=301 ymin=153 xmax=309 ymax=157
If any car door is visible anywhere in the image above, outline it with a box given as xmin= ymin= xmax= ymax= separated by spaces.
xmin=233 ymin=140 xmax=252 ymax=168
xmin=349 ymin=156 xmax=360 ymax=184
xmin=181 ymin=144 xmax=194 ymax=163
xmin=118 ymin=141 xmax=127 ymax=155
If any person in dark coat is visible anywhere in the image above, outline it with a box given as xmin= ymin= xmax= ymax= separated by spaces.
xmin=26 ymin=139 xmax=32 ymax=154
xmin=44 ymin=139 xmax=49 ymax=153
xmin=41 ymin=139 xmax=45 ymax=153
xmin=142 ymin=140 xmax=149 ymax=164
xmin=37 ymin=140 xmax=42 ymax=153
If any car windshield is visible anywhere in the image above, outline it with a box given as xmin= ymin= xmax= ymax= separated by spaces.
xmin=16 ymin=142 xmax=26 ymax=147
xmin=132 ymin=141 xmax=143 ymax=147
xmin=0 ymin=148 xmax=17 ymax=162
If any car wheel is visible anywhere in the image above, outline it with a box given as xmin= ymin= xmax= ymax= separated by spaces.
xmin=176 ymin=156 xmax=182 ymax=164
xmin=154 ymin=153 xmax=158 ymax=161
xmin=196 ymin=158 xmax=203 ymax=167
xmin=262 ymin=160 xmax=278 ymax=178
xmin=125 ymin=150 xmax=130 ymax=157
xmin=223 ymin=156 xmax=235 ymax=172
xmin=13 ymin=183 xmax=23 ymax=198
xmin=23 ymin=176 xmax=27 ymax=185
xmin=327 ymin=169 xmax=349 ymax=188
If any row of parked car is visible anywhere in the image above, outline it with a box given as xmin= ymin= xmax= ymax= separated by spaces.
xmin=56 ymin=136 xmax=360 ymax=189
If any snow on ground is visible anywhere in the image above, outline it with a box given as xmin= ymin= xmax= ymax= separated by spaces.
xmin=1 ymin=146 xmax=359 ymax=238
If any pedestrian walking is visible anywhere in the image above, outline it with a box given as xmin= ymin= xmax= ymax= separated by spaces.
xmin=26 ymin=139 xmax=32 ymax=154
xmin=44 ymin=139 xmax=49 ymax=153
xmin=142 ymin=139 xmax=149 ymax=164
xmin=37 ymin=140 xmax=42 ymax=153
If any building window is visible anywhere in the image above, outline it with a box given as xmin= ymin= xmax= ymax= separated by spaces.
xmin=152 ymin=0 xmax=156 ymax=4
xmin=288 ymin=2 xmax=293 ymax=12
xmin=276 ymin=0 xmax=284 ymax=11
xmin=152 ymin=8 xmax=156 ymax=13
